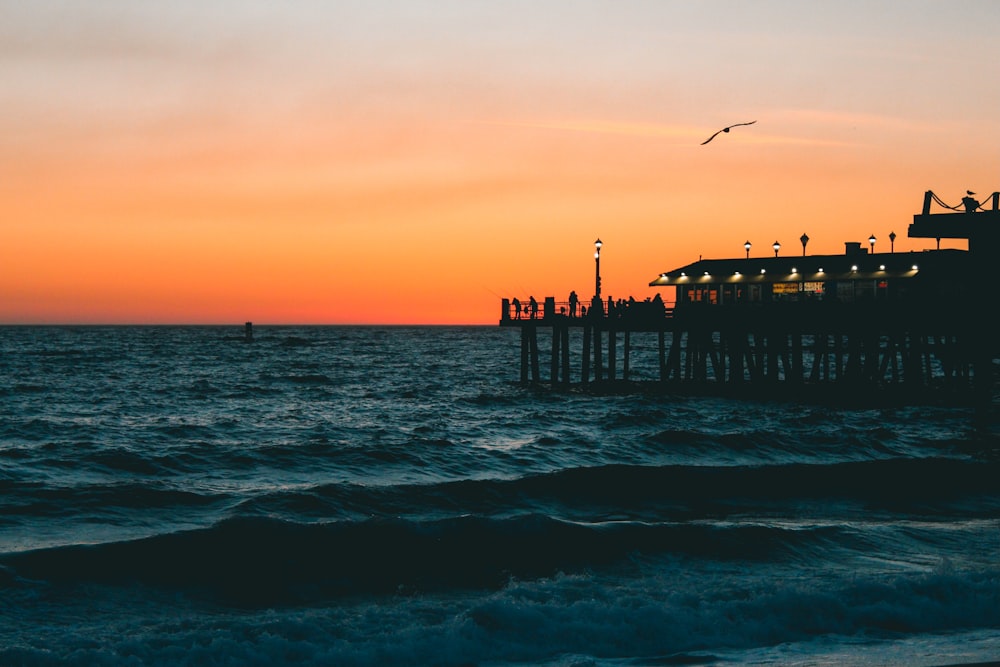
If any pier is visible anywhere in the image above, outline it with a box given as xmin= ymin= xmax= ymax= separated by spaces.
xmin=501 ymin=295 xmax=987 ymax=404
xmin=499 ymin=192 xmax=1000 ymax=419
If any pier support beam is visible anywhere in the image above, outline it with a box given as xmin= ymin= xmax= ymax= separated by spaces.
xmin=623 ymin=331 xmax=631 ymax=381
xmin=561 ymin=324 xmax=571 ymax=385
xmin=658 ymin=331 xmax=666 ymax=381
xmin=550 ymin=326 xmax=560 ymax=385
xmin=529 ymin=325 xmax=540 ymax=382
xmin=520 ymin=327 xmax=529 ymax=383
xmin=608 ymin=329 xmax=617 ymax=381
xmin=594 ymin=327 xmax=603 ymax=382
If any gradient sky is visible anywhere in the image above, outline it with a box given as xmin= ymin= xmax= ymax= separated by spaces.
xmin=4 ymin=1 xmax=1000 ymax=324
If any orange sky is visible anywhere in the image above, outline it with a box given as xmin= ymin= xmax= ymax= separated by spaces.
xmin=3 ymin=1 xmax=1000 ymax=324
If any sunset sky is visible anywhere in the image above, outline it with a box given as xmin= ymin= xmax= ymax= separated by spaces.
xmin=4 ymin=1 xmax=1000 ymax=324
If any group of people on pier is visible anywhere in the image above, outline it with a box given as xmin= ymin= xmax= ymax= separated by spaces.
xmin=510 ymin=296 xmax=539 ymax=320
xmin=507 ymin=292 xmax=666 ymax=321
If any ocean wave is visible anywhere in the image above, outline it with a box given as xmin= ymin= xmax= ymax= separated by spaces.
xmin=236 ymin=458 xmax=1000 ymax=523
xmin=515 ymin=457 xmax=1000 ymax=505
xmin=280 ymin=374 xmax=333 ymax=385
xmin=0 ymin=480 xmax=228 ymax=519
xmin=7 ymin=383 xmax=49 ymax=395
xmin=0 ymin=514 xmax=860 ymax=606
xmin=278 ymin=336 xmax=313 ymax=347
xmin=2 ymin=515 xmax=997 ymax=667
xmin=1 ymin=564 xmax=997 ymax=667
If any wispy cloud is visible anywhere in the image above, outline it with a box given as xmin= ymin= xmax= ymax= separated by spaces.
xmin=472 ymin=119 xmax=696 ymax=141
xmin=773 ymin=107 xmax=951 ymax=134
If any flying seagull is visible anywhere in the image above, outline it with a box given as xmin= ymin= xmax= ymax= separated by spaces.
xmin=701 ymin=120 xmax=757 ymax=145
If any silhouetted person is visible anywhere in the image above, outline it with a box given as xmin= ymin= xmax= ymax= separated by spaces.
xmin=568 ymin=291 xmax=578 ymax=317
xmin=652 ymin=293 xmax=664 ymax=314
xmin=529 ymin=296 xmax=538 ymax=319
xmin=962 ymin=193 xmax=980 ymax=213
xmin=512 ymin=297 xmax=522 ymax=320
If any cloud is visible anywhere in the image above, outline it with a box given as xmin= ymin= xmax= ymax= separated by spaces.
xmin=473 ymin=119 xmax=700 ymax=141
xmin=774 ymin=107 xmax=951 ymax=134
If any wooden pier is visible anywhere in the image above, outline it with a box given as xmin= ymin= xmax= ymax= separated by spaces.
xmin=499 ymin=191 xmax=1000 ymax=420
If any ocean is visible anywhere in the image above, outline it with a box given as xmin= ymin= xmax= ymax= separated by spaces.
xmin=1 ymin=325 xmax=997 ymax=667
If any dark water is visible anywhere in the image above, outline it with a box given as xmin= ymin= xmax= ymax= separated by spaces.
xmin=1 ymin=325 xmax=997 ymax=666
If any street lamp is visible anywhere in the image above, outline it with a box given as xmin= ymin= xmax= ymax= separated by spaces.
xmin=868 ymin=233 xmax=876 ymax=254
xmin=800 ymin=233 xmax=809 ymax=256
xmin=772 ymin=240 xmax=781 ymax=257
xmin=594 ymin=238 xmax=603 ymax=298
xmin=889 ymin=231 xmax=896 ymax=253
xmin=744 ymin=240 xmax=751 ymax=259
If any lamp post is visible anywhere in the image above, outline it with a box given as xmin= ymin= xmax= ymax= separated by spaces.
xmin=772 ymin=240 xmax=781 ymax=257
xmin=744 ymin=240 xmax=751 ymax=259
xmin=889 ymin=231 xmax=896 ymax=253
xmin=594 ymin=238 xmax=602 ymax=298
xmin=868 ymin=233 xmax=876 ymax=254
xmin=800 ymin=233 xmax=809 ymax=256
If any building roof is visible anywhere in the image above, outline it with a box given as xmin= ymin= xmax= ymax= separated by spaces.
xmin=648 ymin=247 xmax=968 ymax=287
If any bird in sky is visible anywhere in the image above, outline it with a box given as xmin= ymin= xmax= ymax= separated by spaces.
xmin=701 ymin=120 xmax=757 ymax=145
xmin=967 ymin=190 xmax=976 ymax=196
